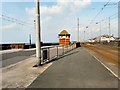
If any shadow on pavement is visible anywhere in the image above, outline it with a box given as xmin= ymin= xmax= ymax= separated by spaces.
xmin=46 ymin=49 xmax=80 ymax=64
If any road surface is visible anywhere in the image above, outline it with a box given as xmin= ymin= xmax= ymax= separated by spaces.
xmin=27 ymin=47 xmax=118 ymax=88
xmin=82 ymin=44 xmax=118 ymax=64
xmin=1 ymin=49 xmax=36 ymax=67
xmin=1 ymin=46 xmax=69 ymax=67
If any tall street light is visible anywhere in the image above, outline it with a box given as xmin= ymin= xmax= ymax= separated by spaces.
xmin=108 ymin=17 xmax=111 ymax=43
xmin=96 ymin=22 xmax=101 ymax=44
xmin=85 ymin=26 xmax=88 ymax=42
xmin=34 ymin=0 xmax=41 ymax=66
xmin=84 ymin=30 xmax=85 ymax=42
xmin=29 ymin=34 xmax=31 ymax=45
xmin=77 ymin=18 xmax=80 ymax=42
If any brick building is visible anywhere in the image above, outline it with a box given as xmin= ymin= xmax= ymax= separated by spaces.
xmin=58 ymin=30 xmax=70 ymax=46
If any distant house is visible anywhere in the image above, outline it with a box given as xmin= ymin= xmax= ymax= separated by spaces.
xmin=88 ymin=39 xmax=96 ymax=43
xmin=115 ymin=37 xmax=120 ymax=42
xmin=101 ymin=35 xmax=115 ymax=42
xmin=88 ymin=35 xmax=116 ymax=43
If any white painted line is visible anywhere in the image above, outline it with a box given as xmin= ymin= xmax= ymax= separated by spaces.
xmin=93 ymin=55 xmax=120 ymax=80
xmin=85 ymin=48 xmax=120 ymax=80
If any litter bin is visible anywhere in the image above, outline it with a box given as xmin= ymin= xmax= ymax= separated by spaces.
xmin=76 ymin=42 xmax=81 ymax=48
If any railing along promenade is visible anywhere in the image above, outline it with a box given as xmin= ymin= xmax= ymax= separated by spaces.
xmin=40 ymin=44 xmax=76 ymax=64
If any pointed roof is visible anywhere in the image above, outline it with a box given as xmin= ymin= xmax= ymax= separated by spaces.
xmin=59 ymin=30 xmax=70 ymax=36
xmin=60 ymin=30 xmax=69 ymax=34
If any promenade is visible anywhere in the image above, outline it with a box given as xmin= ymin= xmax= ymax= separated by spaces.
xmin=27 ymin=47 xmax=118 ymax=88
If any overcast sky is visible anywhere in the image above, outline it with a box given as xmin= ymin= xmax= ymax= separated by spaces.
xmin=0 ymin=0 xmax=119 ymax=44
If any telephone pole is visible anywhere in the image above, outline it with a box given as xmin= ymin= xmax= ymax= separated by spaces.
xmin=109 ymin=17 xmax=111 ymax=43
xmin=35 ymin=0 xmax=41 ymax=66
xmin=29 ymin=34 xmax=31 ymax=45
xmin=84 ymin=30 xmax=85 ymax=42
xmin=77 ymin=18 xmax=80 ymax=42
xmin=99 ymin=22 xmax=101 ymax=43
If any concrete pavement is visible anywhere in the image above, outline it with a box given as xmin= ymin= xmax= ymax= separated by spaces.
xmin=2 ymin=56 xmax=53 ymax=88
xmin=2 ymin=46 xmax=73 ymax=88
xmin=27 ymin=47 xmax=118 ymax=88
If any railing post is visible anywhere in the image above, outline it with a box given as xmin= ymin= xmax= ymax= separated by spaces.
xmin=67 ymin=46 xmax=69 ymax=52
xmin=72 ymin=44 xmax=73 ymax=50
xmin=69 ymin=45 xmax=70 ymax=52
xmin=63 ymin=45 xmax=64 ymax=55
xmin=57 ymin=46 xmax=58 ymax=57
xmin=47 ymin=47 xmax=50 ymax=61
xmin=41 ymin=48 xmax=43 ymax=64
xmin=66 ymin=46 xmax=68 ymax=53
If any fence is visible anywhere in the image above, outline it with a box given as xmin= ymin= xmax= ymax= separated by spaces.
xmin=40 ymin=44 xmax=76 ymax=64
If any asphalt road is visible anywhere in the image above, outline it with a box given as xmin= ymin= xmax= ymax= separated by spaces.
xmin=1 ymin=47 xmax=68 ymax=67
xmin=2 ymin=50 xmax=36 ymax=67
xmin=2 ymin=50 xmax=36 ymax=60
xmin=27 ymin=47 xmax=118 ymax=88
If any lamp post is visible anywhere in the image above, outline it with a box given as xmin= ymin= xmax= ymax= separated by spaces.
xmin=96 ymin=22 xmax=101 ymax=44
xmin=29 ymin=34 xmax=31 ymax=45
xmin=34 ymin=0 xmax=41 ymax=66
xmin=85 ymin=26 xmax=88 ymax=42
xmin=77 ymin=18 xmax=80 ymax=42
xmin=109 ymin=17 xmax=111 ymax=43
xmin=84 ymin=30 xmax=85 ymax=42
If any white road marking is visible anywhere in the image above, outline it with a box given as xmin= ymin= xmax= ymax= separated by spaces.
xmin=85 ymin=48 xmax=120 ymax=80
xmin=93 ymin=55 xmax=120 ymax=80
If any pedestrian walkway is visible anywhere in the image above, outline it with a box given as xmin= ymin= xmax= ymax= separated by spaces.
xmin=27 ymin=47 xmax=118 ymax=88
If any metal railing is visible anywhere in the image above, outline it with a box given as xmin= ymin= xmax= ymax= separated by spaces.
xmin=40 ymin=44 xmax=76 ymax=64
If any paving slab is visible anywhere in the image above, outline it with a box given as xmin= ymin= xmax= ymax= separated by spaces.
xmin=2 ymin=57 xmax=53 ymax=88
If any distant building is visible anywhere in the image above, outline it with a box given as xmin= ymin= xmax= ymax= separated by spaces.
xmin=10 ymin=43 xmax=25 ymax=49
xmin=115 ymin=37 xmax=120 ymax=42
xmin=88 ymin=39 xmax=96 ymax=43
xmin=58 ymin=30 xmax=70 ymax=46
xmin=0 ymin=43 xmax=25 ymax=50
xmin=0 ymin=43 xmax=36 ymax=50
xmin=101 ymin=35 xmax=115 ymax=42
xmin=88 ymin=35 xmax=116 ymax=43
xmin=87 ymin=35 xmax=120 ymax=46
